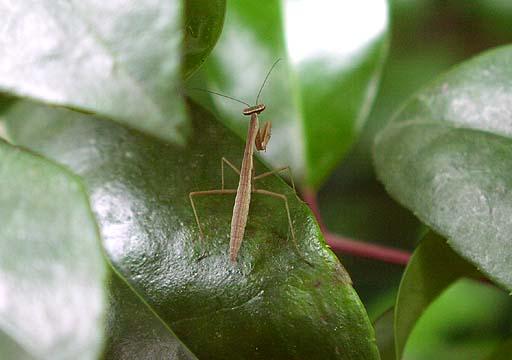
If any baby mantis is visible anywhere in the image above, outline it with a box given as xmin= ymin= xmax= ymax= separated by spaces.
xmin=189 ymin=60 xmax=307 ymax=263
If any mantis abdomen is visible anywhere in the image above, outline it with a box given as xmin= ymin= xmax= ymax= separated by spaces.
xmin=229 ymin=114 xmax=258 ymax=261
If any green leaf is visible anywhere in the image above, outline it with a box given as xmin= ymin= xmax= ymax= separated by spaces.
xmin=0 ymin=140 xmax=107 ymax=359
xmin=192 ymin=0 xmax=389 ymax=188
xmin=490 ymin=338 xmax=512 ymax=360
xmin=461 ymin=1 xmax=512 ymax=40
xmin=403 ymin=279 xmax=512 ymax=360
xmin=182 ymin=0 xmax=226 ymax=79
xmin=373 ymin=308 xmax=395 ymax=360
xmin=0 ymin=94 xmax=15 ymax=114
xmin=102 ymin=272 xmax=197 ymax=359
xmin=374 ymin=44 xmax=512 ymax=291
xmin=0 ymin=1 xmax=188 ymax=143
xmin=0 ymin=334 xmax=35 ymax=360
xmin=5 ymin=100 xmax=380 ymax=359
xmin=394 ymin=232 xmax=480 ymax=359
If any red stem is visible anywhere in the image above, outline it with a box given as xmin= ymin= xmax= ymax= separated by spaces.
xmin=324 ymin=232 xmax=411 ymax=265
xmin=301 ymin=188 xmax=411 ymax=266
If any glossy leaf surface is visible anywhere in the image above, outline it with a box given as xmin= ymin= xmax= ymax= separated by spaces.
xmin=0 ymin=140 xmax=107 ymax=359
xmin=102 ymin=273 xmax=197 ymax=360
xmin=5 ymin=101 xmax=379 ymax=359
xmin=182 ymin=0 xmax=226 ymax=79
xmin=0 ymin=0 xmax=224 ymax=144
xmin=394 ymin=233 xmax=480 ymax=359
xmin=374 ymin=45 xmax=512 ymax=290
xmin=193 ymin=0 xmax=389 ymax=188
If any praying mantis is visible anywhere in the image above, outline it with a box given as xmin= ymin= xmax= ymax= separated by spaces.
xmin=189 ymin=60 xmax=307 ymax=263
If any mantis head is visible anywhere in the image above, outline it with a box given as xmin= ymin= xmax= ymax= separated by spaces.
xmin=242 ymin=104 xmax=266 ymax=115
xmin=242 ymin=104 xmax=272 ymax=152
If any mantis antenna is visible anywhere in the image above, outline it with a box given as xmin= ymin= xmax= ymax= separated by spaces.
xmin=190 ymin=88 xmax=251 ymax=107
xmin=190 ymin=58 xmax=282 ymax=108
xmin=255 ymin=58 xmax=282 ymax=105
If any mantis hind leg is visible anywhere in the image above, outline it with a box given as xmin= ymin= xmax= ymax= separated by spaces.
xmin=254 ymin=166 xmax=296 ymax=194
xmin=189 ymin=189 xmax=237 ymax=259
xmin=252 ymin=189 xmax=312 ymax=266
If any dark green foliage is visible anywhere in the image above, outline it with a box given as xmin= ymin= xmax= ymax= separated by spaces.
xmin=5 ymin=100 xmax=379 ymax=359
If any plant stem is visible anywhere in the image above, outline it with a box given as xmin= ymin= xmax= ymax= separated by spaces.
xmin=301 ymin=188 xmax=411 ymax=266
xmin=324 ymin=232 xmax=411 ymax=265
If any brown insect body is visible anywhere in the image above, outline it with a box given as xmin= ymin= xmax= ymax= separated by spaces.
xmin=229 ymin=112 xmax=260 ymax=261
xmin=189 ymin=59 xmax=308 ymax=264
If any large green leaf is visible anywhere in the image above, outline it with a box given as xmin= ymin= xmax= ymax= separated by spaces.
xmin=402 ymin=279 xmax=512 ymax=360
xmin=0 ymin=140 xmax=107 ymax=359
xmin=373 ymin=308 xmax=395 ymax=360
xmin=0 ymin=0 xmax=225 ymax=144
xmin=191 ymin=0 xmax=389 ymax=188
xmin=374 ymin=44 xmax=512 ymax=291
xmin=102 ymin=272 xmax=197 ymax=359
xmin=5 ymin=100 xmax=380 ymax=359
xmin=394 ymin=233 xmax=480 ymax=359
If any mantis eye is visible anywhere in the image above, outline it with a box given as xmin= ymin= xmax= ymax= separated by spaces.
xmin=255 ymin=121 xmax=271 ymax=151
